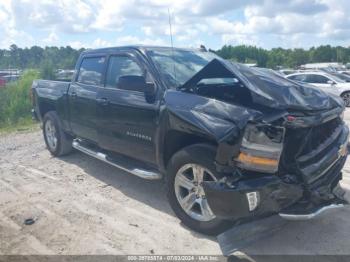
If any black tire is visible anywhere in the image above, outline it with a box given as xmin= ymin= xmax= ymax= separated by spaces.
xmin=43 ymin=111 xmax=73 ymax=156
xmin=341 ymin=92 xmax=350 ymax=107
xmin=166 ymin=143 xmax=232 ymax=235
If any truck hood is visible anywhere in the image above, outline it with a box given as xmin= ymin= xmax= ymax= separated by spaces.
xmin=181 ymin=59 xmax=342 ymax=111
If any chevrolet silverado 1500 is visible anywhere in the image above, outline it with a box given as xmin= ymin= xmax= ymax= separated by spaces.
xmin=32 ymin=46 xmax=349 ymax=235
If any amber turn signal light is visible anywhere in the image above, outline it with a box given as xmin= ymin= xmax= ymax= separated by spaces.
xmin=237 ymin=152 xmax=278 ymax=167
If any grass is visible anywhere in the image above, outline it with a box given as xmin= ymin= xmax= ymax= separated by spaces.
xmin=0 ymin=70 xmax=40 ymax=133
xmin=0 ymin=119 xmax=39 ymax=134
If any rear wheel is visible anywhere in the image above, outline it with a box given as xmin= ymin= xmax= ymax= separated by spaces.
xmin=43 ymin=111 xmax=72 ymax=156
xmin=166 ymin=144 xmax=232 ymax=235
xmin=341 ymin=92 xmax=350 ymax=107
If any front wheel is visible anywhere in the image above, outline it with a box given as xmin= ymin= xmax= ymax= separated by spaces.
xmin=341 ymin=92 xmax=350 ymax=107
xmin=166 ymin=144 xmax=232 ymax=235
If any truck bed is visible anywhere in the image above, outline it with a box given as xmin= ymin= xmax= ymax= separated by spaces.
xmin=32 ymin=79 xmax=71 ymax=126
xmin=32 ymin=79 xmax=70 ymax=98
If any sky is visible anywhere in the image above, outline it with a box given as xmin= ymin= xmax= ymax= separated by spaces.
xmin=0 ymin=0 xmax=350 ymax=50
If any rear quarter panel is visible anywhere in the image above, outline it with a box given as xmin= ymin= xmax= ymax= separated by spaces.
xmin=32 ymin=80 xmax=71 ymax=131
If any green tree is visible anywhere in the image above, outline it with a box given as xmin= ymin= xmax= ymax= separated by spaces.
xmin=40 ymin=60 xmax=55 ymax=80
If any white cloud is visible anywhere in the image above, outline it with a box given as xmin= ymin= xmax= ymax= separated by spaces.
xmin=43 ymin=31 xmax=59 ymax=44
xmin=11 ymin=0 xmax=98 ymax=33
xmin=91 ymin=38 xmax=112 ymax=48
xmin=0 ymin=1 xmax=35 ymax=48
xmin=205 ymin=0 xmax=350 ymax=47
xmin=69 ymin=41 xmax=84 ymax=49
xmin=245 ymin=0 xmax=328 ymax=17
xmin=222 ymin=34 xmax=259 ymax=46
xmin=1 ymin=0 xmax=350 ymax=49
xmin=115 ymin=35 xmax=167 ymax=46
xmin=69 ymin=38 xmax=113 ymax=49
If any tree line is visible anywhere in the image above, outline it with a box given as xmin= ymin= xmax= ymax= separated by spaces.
xmin=1 ymin=44 xmax=350 ymax=71
xmin=215 ymin=45 xmax=350 ymax=68
xmin=0 ymin=44 xmax=85 ymax=71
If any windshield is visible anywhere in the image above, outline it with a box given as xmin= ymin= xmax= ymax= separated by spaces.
xmin=325 ymin=73 xmax=345 ymax=83
xmin=147 ymin=49 xmax=219 ymax=88
xmin=332 ymin=73 xmax=350 ymax=82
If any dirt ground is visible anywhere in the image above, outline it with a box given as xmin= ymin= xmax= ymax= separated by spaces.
xmin=1 ymin=110 xmax=350 ymax=255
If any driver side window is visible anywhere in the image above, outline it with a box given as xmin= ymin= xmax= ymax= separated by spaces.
xmin=305 ymin=74 xmax=329 ymax=84
xmin=106 ymin=56 xmax=143 ymax=89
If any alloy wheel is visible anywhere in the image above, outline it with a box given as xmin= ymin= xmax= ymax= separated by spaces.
xmin=174 ymin=163 xmax=217 ymax=222
xmin=342 ymin=93 xmax=350 ymax=107
xmin=45 ymin=119 xmax=58 ymax=151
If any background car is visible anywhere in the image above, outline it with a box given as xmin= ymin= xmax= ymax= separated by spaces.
xmin=329 ymin=72 xmax=350 ymax=83
xmin=286 ymin=71 xmax=350 ymax=106
xmin=339 ymin=71 xmax=350 ymax=77
xmin=321 ymin=69 xmax=350 ymax=83
xmin=0 ymin=77 xmax=5 ymax=88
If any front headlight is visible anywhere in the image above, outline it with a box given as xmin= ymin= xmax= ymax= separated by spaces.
xmin=235 ymin=124 xmax=285 ymax=173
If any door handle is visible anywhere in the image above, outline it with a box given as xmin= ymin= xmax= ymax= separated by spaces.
xmin=71 ymin=92 xmax=77 ymax=99
xmin=97 ymin=98 xmax=109 ymax=106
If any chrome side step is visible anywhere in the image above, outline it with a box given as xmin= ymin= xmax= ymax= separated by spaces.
xmin=72 ymin=140 xmax=162 ymax=180
xmin=279 ymin=203 xmax=344 ymax=220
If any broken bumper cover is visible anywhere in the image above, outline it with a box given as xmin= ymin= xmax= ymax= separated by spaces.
xmin=204 ymin=154 xmax=348 ymax=222
xmin=204 ymin=176 xmax=303 ymax=221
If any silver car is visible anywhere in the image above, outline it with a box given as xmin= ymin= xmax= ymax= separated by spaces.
xmin=287 ymin=71 xmax=350 ymax=106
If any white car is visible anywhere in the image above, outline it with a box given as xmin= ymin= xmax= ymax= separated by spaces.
xmin=286 ymin=71 xmax=350 ymax=106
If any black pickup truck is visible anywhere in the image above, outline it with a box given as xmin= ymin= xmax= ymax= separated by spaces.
xmin=32 ymin=46 xmax=349 ymax=235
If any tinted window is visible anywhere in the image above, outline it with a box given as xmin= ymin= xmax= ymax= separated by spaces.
xmin=106 ymin=56 xmax=143 ymax=89
xmin=305 ymin=74 xmax=329 ymax=84
xmin=289 ymin=74 xmax=307 ymax=82
xmin=77 ymin=57 xmax=105 ymax=85
xmin=333 ymin=73 xmax=350 ymax=82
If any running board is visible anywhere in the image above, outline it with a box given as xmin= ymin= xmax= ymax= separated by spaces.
xmin=279 ymin=203 xmax=344 ymax=220
xmin=72 ymin=140 xmax=162 ymax=180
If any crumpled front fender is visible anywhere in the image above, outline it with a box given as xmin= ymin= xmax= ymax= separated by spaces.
xmin=164 ymin=90 xmax=261 ymax=143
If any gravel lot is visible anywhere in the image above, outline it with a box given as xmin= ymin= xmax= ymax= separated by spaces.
xmin=1 ymin=110 xmax=350 ymax=255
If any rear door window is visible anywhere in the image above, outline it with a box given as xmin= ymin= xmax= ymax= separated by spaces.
xmin=305 ymin=74 xmax=329 ymax=84
xmin=77 ymin=57 xmax=105 ymax=85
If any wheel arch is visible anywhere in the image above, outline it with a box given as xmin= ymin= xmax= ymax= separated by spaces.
xmin=162 ymin=130 xmax=217 ymax=172
xmin=39 ymin=100 xmax=57 ymax=119
xmin=340 ymin=90 xmax=350 ymax=96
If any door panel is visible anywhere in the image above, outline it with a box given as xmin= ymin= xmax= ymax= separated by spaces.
xmin=69 ymin=82 xmax=99 ymax=142
xmin=96 ymin=54 xmax=159 ymax=164
xmin=69 ymin=56 xmax=106 ymax=143
xmin=303 ymin=74 xmax=334 ymax=94
xmin=313 ymin=83 xmax=332 ymax=93
xmin=97 ymin=88 xmax=158 ymax=164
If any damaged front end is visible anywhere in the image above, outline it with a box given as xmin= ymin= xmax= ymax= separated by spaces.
xmin=176 ymin=58 xmax=349 ymax=222
xmin=204 ymin=110 xmax=349 ymax=222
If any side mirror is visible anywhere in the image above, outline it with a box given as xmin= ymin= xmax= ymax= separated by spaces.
xmin=118 ymin=75 xmax=147 ymax=92
xmin=327 ymin=80 xmax=336 ymax=85
xmin=117 ymin=75 xmax=156 ymax=103
xmin=145 ymin=82 xmax=156 ymax=103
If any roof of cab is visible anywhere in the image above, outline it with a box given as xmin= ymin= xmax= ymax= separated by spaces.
xmin=81 ymin=45 xmax=200 ymax=55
